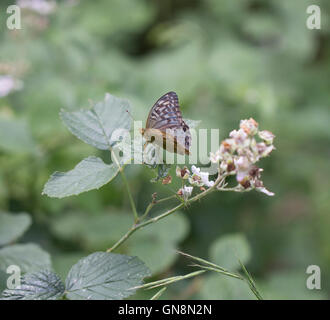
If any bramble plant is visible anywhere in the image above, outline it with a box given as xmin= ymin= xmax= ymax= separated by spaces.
xmin=1 ymin=93 xmax=275 ymax=300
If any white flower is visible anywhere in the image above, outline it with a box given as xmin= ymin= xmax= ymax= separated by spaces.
xmin=234 ymin=156 xmax=251 ymax=183
xmin=190 ymin=166 xmax=214 ymax=187
xmin=240 ymin=118 xmax=258 ymax=136
xmin=191 ymin=165 xmax=200 ymax=175
xmin=258 ymin=130 xmax=275 ymax=145
xmin=200 ymin=171 xmax=215 ymax=187
xmin=178 ymin=185 xmax=193 ymax=201
xmin=256 ymin=142 xmax=274 ymax=158
xmin=229 ymin=129 xmax=248 ymax=146
xmin=210 ymin=150 xmax=221 ymax=163
xmin=219 ymin=138 xmax=236 ymax=154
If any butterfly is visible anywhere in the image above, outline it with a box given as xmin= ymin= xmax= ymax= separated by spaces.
xmin=140 ymin=92 xmax=191 ymax=155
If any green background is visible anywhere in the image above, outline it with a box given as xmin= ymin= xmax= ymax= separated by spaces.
xmin=0 ymin=0 xmax=329 ymax=299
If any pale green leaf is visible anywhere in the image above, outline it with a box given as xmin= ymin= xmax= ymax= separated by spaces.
xmin=42 ymin=156 xmax=119 ymax=198
xmin=127 ymin=240 xmax=176 ymax=275
xmin=0 ymin=243 xmax=51 ymax=273
xmin=65 ymin=252 xmax=150 ymax=300
xmin=1 ymin=270 xmax=64 ymax=300
xmin=210 ymin=233 xmax=251 ymax=271
xmin=200 ymin=274 xmax=255 ymax=300
xmin=0 ymin=212 xmax=31 ymax=246
xmin=60 ymin=93 xmax=132 ymax=150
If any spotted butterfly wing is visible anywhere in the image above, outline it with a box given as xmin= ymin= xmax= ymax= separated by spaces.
xmin=143 ymin=92 xmax=191 ymax=155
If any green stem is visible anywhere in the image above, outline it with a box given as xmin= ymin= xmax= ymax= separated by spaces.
xmin=131 ymin=270 xmax=206 ymax=290
xmin=150 ymin=287 xmax=167 ymax=300
xmin=119 ymin=169 xmax=139 ymax=222
xmin=107 ymin=174 xmax=224 ymax=252
xmin=139 ymin=194 xmax=178 ymax=221
xmin=110 ymin=148 xmax=139 ymax=222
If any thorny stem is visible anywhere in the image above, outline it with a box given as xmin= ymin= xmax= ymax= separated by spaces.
xmin=106 ymin=173 xmax=226 ymax=252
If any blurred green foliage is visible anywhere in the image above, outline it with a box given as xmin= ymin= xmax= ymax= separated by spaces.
xmin=0 ymin=0 xmax=330 ymax=299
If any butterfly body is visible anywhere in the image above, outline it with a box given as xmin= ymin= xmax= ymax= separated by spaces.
xmin=141 ymin=92 xmax=191 ymax=155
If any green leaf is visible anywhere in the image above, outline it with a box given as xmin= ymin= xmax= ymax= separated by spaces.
xmin=51 ymin=212 xmax=131 ymax=250
xmin=1 ymin=270 xmax=64 ymax=300
xmin=0 ymin=118 xmax=36 ymax=154
xmin=127 ymin=213 xmax=189 ymax=274
xmin=127 ymin=240 xmax=176 ymax=275
xmin=134 ymin=212 xmax=189 ymax=244
xmin=65 ymin=252 xmax=151 ymax=300
xmin=210 ymin=233 xmax=251 ymax=271
xmin=0 ymin=244 xmax=51 ymax=273
xmin=60 ymin=93 xmax=132 ymax=150
xmin=200 ymin=274 xmax=255 ymax=300
xmin=52 ymin=252 xmax=86 ymax=282
xmin=42 ymin=156 xmax=119 ymax=198
xmin=260 ymin=270 xmax=326 ymax=300
xmin=0 ymin=212 xmax=31 ymax=246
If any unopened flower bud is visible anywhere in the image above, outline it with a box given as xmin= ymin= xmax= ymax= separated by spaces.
xmin=257 ymin=143 xmax=274 ymax=158
xmin=227 ymin=161 xmax=235 ymax=172
xmin=162 ymin=175 xmax=172 ymax=185
xmin=179 ymin=166 xmax=190 ymax=179
xmin=240 ymin=177 xmax=251 ymax=189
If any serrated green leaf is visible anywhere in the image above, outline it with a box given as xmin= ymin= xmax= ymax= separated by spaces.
xmin=65 ymin=252 xmax=151 ymax=300
xmin=0 ymin=118 xmax=36 ymax=154
xmin=60 ymin=93 xmax=132 ymax=150
xmin=210 ymin=233 xmax=251 ymax=271
xmin=1 ymin=270 xmax=64 ymax=300
xmin=0 ymin=244 xmax=51 ymax=273
xmin=42 ymin=156 xmax=119 ymax=198
xmin=0 ymin=212 xmax=31 ymax=246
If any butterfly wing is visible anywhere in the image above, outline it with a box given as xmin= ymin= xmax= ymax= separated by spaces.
xmin=146 ymin=92 xmax=191 ymax=154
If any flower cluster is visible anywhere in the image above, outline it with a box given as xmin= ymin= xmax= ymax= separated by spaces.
xmin=175 ymin=164 xmax=215 ymax=200
xmin=169 ymin=118 xmax=275 ymax=201
xmin=210 ymin=118 xmax=275 ymax=196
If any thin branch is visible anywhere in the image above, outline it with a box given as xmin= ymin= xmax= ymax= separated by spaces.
xmin=107 ymin=174 xmax=225 ymax=252
xmin=131 ymin=270 xmax=206 ymax=290
xmin=150 ymin=287 xmax=167 ymax=300
xmin=139 ymin=194 xmax=178 ymax=221
xmin=110 ymin=149 xmax=139 ymax=222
